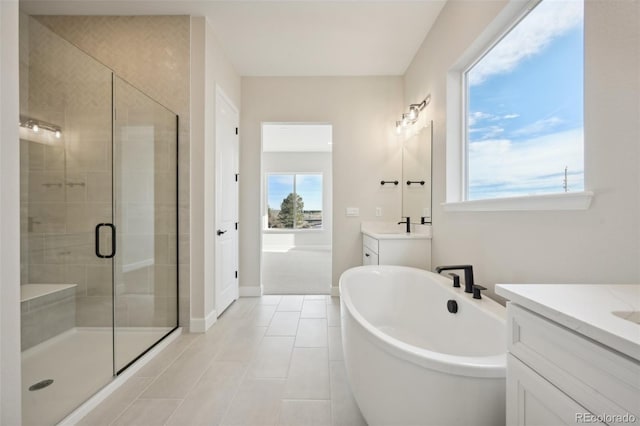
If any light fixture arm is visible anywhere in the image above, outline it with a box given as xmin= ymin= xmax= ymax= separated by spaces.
xmin=395 ymin=94 xmax=431 ymax=134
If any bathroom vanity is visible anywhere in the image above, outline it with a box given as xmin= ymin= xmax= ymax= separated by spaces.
xmin=361 ymin=222 xmax=431 ymax=270
xmin=495 ymin=284 xmax=640 ymax=426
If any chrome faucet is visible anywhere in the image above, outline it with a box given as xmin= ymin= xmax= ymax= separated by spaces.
xmin=398 ymin=217 xmax=411 ymax=233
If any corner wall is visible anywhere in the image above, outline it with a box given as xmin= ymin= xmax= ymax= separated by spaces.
xmin=240 ymin=77 xmax=404 ymax=293
xmin=0 ymin=0 xmax=22 ymax=423
xmin=190 ymin=17 xmax=241 ymax=330
xmin=403 ymin=0 xmax=640 ymax=294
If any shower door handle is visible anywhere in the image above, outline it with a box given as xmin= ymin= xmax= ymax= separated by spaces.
xmin=95 ymin=223 xmax=116 ymax=259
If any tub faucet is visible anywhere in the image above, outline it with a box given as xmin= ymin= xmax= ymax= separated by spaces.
xmin=435 ymin=265 xmax=474 ymax=293
xmin=398 ymin=217 xmax=411 ymax=233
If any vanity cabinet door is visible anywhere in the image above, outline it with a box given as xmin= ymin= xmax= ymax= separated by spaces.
xmin=507 ymin=354 xmax=603 ymax=426
xmin=363 ymin=246 xmax=378 ymax=265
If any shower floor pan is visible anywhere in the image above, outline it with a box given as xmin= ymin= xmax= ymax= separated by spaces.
xmin=21 ymin=327 xmax=170 ymax=426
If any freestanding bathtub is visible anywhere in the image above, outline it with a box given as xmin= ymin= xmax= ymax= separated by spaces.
xmin=339 ymin=265 xmax=506 ymax=426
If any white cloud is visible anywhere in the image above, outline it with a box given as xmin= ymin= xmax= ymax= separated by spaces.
xmin=512 ymin=116 xmax=563 ymax=136
xmin=468 ymin=127 xmax=584 ymax=198
xmin=468 ymin=111 xmax=519 ymax=127
xmin=468 ymin=0 xmax=583 ymax=85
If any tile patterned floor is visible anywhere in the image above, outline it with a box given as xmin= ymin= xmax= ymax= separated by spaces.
xmin=79 ymin=295 xmax=367 ymax=426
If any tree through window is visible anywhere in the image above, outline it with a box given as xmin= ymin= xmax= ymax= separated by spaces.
xmin=267 ymin=174 xmax=323 ymax=229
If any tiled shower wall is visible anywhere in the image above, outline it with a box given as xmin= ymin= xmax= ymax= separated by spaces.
xmin=20 ymin=15 xmax=114 ymax=327
xmin=21 ymin=15 xmax=190 ymax=328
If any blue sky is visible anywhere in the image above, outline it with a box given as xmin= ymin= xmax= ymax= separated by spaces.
xmin=268 ymin=174 xmax=323 ymax=211
xmin=467 ymin=0 xmax=584 ymax=200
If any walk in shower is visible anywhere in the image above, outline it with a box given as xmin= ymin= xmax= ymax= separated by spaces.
xmin=19 ymin=15 xmax=178 ymax=425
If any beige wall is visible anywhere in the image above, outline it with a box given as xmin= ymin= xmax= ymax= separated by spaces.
xmin=190 ymin=17 xmax=241 ymax=328
xmin=240 ymin=77 xmax=404 ymax=292
xmin=1 ymin=0 xmax=22 ymax=423
xmin=404 ymin=0 xmax=640 ymax=296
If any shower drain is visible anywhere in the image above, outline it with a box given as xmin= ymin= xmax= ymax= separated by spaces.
xmin=29 ymin=379 xmax=54 ymax=391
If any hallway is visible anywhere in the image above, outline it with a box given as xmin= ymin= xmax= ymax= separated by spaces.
xmin=79 ymin=295 xmax=366 ymax=425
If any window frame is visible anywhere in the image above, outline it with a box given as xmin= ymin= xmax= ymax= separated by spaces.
xmin=265 ymin=172 xmax=324 ymax=231
xmin=444 ymin=0 xmax=593 ymax=212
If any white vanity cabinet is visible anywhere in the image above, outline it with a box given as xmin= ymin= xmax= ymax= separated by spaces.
xmin=361 ymin=233 xmax=431 ymax=270
xmin=496 ymin=285 xmax=640 ymax=426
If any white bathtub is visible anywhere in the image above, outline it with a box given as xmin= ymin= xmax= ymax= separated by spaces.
xmin=339 ymin=265 xmax=506 ymax=426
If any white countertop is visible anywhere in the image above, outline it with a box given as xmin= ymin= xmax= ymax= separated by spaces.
xmin=495 ymin=284 xmax=640 ymax=361
xmin=361 ymin=221 xmax=432 ymax=240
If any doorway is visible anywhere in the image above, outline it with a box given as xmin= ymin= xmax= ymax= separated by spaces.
xmin=261 ymin=123 xmax=333 ymax=294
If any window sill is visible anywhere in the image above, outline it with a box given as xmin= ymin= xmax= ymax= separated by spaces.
xmin=442 ymin=191 xmax=594 ymax=212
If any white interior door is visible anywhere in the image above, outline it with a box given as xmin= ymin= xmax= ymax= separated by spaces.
xmin=215 ymin=89 xmax=239 ymax=315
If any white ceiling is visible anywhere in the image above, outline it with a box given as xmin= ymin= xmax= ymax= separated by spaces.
xmin=20 ymin=0 xmax=447 ymax=76
xmin=262 ymin=123 xmax=333 ymax=152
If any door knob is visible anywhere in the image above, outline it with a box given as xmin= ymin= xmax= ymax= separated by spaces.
xmin=217 ymin=229 xmax=227 ymax=236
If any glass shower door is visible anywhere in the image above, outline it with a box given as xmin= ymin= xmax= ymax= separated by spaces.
xmin=112 ymin=76 xmax=179 ymax=372
xmin=19 ymin=16 xmax=115 ymax=425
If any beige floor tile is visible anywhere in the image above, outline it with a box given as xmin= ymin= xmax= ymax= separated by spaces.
xmin=304 ymin=295 xmax=328 ymax=301
xmin=165 ymin=361 xmax=246 ymax=426
xmin=276 ymin=295 xmax=304 ymax=311
xmin=277 ymin=400 xmax=332 ymax=426
xmin=78 ymin=377 xmax=153 ymax=426
xmin=327 ymin=302 xmax=341 ymax=327
xmin=266 ymin=311 xmax=300 ymax=336
xmin=215 ymin=325 xmax=267 ymax=362
xmin=220 ymin=378 xmax=285 ymax=426
xmin=329 ymin=361 xmax=367 ymax=426
xmin=260 ymin=295 xmax=283 ymax=305
xmin=328 ymin=326 xmax=343 ymax=361
xmin=248 ymin=336 xmax=295 ymax=378
xmin=222 ymin=297 xmax=259 ymax=319
xmin=243 ymin=304 xmax=278 ymax=327
xmin=295 ymin=319 xmax=328 ymax=348
xmin=140 ymin=339 xmax=219 ymax=399
xmin=134 ymin=333 xmax=198 ymax=378
xmin=301 ymin=300 xmax=327 ymax=318
xmin=283 ymin=347 xmax=330 ymax=399
xmin=111 ymin=398 xmax=181 ymax=426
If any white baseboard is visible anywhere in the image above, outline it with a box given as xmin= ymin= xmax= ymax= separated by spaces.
xmin=331 ymin=286 xmax=340 ymax=297
xmin=58 ymin=327 xmax=182 ymax=426
xmin=190 ymin=309 xmax=218 ymax=333
xmin=239 ymin=286 xmax=262 ymax=297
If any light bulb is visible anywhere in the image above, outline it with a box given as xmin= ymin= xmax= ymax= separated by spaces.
xmin=395 ymin=121 xmax=403 ymax=135
xmin=408 ymin=106 xmax=418 ymax=121
xmin=32 ymin=124 xmax=39 ymax=133
xmin=55 ymin=130 xmax=61 ymax=139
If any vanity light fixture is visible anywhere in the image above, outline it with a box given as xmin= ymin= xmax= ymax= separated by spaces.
xmin=395 ymin=94 xmax=431 ymax=134
xmin=19 ymin=115 xmax=62 ymax=139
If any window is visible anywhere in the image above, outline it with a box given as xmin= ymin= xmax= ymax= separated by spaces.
xmin=267 ymin=173 xmax=323 ymax=229
xmin=464 ymin=0 xmax=584 ymax=201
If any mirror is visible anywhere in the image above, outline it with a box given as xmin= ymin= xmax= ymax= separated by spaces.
xmin=402 ymin=120 xmax=433 ymax=224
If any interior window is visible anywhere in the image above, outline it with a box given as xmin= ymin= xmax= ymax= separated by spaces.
xmin=267 ymin=173 xmax=323 ymax=229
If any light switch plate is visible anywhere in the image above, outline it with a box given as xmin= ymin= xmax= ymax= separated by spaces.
xmin=375 ymin=207 xmax=382 ymax=217
xmin=346 ymin=207 xmax=359 ymax=217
